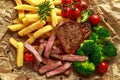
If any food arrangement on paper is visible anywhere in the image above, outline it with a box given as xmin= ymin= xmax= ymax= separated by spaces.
xmin=0 ymin=0 xmax=120 ymax=80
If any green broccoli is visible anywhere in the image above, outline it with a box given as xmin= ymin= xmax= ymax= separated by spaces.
xmin=90 ymin=44 xmax=110 ymax=66
xmin=73 ymin=61 xmax=95 ymax=75
xmin=81 ymin=10 xmax=92 ymax=23
xmin=102 ymin=41 xmax=117 ymax=57
xmin=93 ymin=25 xmax=110 ymax=39
xmin=76 ymin=47 xmax=84 ymax=55
xmin=80 ymin=40 xmax=96 ymax=56
xmin=88 ymin=32 xmax=98 ymax=41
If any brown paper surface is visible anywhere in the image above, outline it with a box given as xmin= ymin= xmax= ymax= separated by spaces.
xmin=0 ymin=0 xmax=120 ymax=80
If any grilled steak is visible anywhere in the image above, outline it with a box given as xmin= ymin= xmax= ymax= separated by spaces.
xmin=55 ymin=20 xmax=91 ymax=54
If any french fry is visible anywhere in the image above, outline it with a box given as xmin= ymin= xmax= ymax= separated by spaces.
xmin=55 ymin=8 xmax=61 ymax=16
xmin=54 ymin=0 xmax=61 ymax=5
xmin=33 ymin=25 xmax=53 ymax=39
xmin=8 ymin=23 xmax=26 ymax=31
xmin=36 ymin=0 xmax=45 ymax=5
xmin=57 ymin=16 xmax=66 ymax=22
xmin=9 ymin=37 xmax=18 ymax=48
xmin=14 ymin=0 xmax=25 ymax=20
xmin=13 ymin=18 xmax=22 ymax=23
xmin=26 ymin=34 xmax=36 ymax=44
xmin=18 ymin=10 xmax=25 ymax=20
xmin=49 ymin=0 xmax=58 ymax=27
xmin=18 ymin=20 xmax=46 ymax=36
xmin=25 ymin=13 xmax=39 ymax=22
xmin=23 ymin=0 xmax=36 ymax=6
xmin=25 ymin=13 xmax=51 ymax=22
xmin=14 ymin=4 xmax=38 ymax=12
xmin=17 ymin=42 xmax=24 ymax=67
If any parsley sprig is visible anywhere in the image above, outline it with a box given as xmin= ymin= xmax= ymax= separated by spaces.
xmin=37 ymin=0 xmax=53 ymax=21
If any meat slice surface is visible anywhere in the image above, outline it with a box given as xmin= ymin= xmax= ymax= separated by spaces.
xmin=39 ymin=61 xmax=62 ymax=74
xmin=46 ymin=62 xmax=72 ymax=78
xmin=50 ymin=53 xmax=88 ymax=61
xmin=55 ymin=20 xmax=83 ymax=54
xmin=24 ymin=43 xmax=42 ymax=63
xmin=44 ymin=33 xmax=56 ymax=58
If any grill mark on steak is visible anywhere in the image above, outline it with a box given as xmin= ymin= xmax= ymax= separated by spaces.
xmin=55 ymin=20 xmax=91 ymax=54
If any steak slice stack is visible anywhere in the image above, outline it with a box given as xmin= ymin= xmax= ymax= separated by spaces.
xmin=55 ymin=20 xmax=91 ymax=54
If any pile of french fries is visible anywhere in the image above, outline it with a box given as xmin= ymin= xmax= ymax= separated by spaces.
xmin=8 ymin=0 xmax=65 ymax=67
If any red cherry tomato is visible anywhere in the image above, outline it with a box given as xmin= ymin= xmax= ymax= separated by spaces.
xmin=74 ymin=3 xmax=81 ymax=10
xmin=90 ymin=14 xmax=101 ymax=25
xmin=81 ymin=1 xmax=88 ymax=10
xmin=70 ymin=8 xmax=81 ymax=19
xmin=24 ymin=53 xmax=34 ymax=63
xmin=62 ymin=0 xmax=72 ymax=4
xmin=61 ymin=7 xmax=71 ymax=18
xmin=96 ymin=61 xmax=108 ymax=75
xmin=73 ymin=0 xmax=81 ymax=3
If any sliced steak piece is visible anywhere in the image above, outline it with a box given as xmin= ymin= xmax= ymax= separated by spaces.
xmin=24 ymin=43 xmax=42 ymax=63
xmin=33 ymin=60 xmax=39 ymax=72
xmin=42 ymin=57 xmax=57 ymax=64
xmin=44 ymin=33 xmax=56 ymax=58
xmin=51 ymin=46 xmax=62 ymax=54
xmin=64 ymin=68 xmax=71 ymax=76
xmin=50 ymin=53 xmax=88 ymax=62
xmin=38 ymin=39 xmax=47 ymax=56
xmin=55 ymin=20 xmax=92 ymax=54
xmin=46 ymin=62 xmax=72 ymax=78
xmin=39 ymin=61 xmax=62 ymax=74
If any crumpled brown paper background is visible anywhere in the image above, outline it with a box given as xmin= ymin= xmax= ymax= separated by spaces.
xmin=0 ymin=0 xmax=120 ymax=80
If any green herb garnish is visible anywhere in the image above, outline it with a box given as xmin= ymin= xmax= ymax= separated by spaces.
xmin=37 ymin=0 xmax=53 ymax=21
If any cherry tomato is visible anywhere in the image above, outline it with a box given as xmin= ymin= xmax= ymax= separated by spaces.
xmin=90 ymin=14 xmax=101 ymax=25
xmin=61 ymin=7 xmax=71 ymax=18
xmin=70 ymin=8 xmax=81 ymax=19
xmin=62 ymin=0 xmax=72 ymax=4
xmin=96 ymin=61 xmax=108 ymax=75
xmin=24 ymin=53 xmax=34 ymax=63
xmin=81 ymin=1 xmax=88 ymax=10
xmin=73 ymin=0 xmax=81 ymax=3
xmin=74 ymin=3 xmax=81 ymax=10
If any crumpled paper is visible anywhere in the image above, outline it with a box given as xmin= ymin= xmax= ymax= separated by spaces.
xmin=0 ymin=0 xmax=120 ymax=80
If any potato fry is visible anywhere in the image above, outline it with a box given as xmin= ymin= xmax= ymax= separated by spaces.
xmin=57 ymin=16 xmax=66 ymax=22
xmin=17 ymin=42 xmax=24 ymax=67
xmin=8 ymin=23 xmax=26 ymax=31
xmin=26 ymin=34 xmax=36 ymax=44
xmin=14 ymin=0 xmax=25 ymax=20
xmin=14 ymin=4 xmax=38 ymax=12
xmin=54 ymin=0 xmax=61 ymax=5
xmin=49 ymin=0 xmax=58 ymax=27
xmin=13 ymin=18 xmax=22 ymax=23
xmin=55 ymin=8 xmax=61 ymax=16
xmin=18 ymin=20 xmax=46 ymax=36
xmin=23 ymin=0 xmax=36 ymax=6
xmin=18 ymin=10 xmax=25 ymax=20
xmin=25 ymin=13 xmax=39 ymax=22
xmin=33 ymin=25 xmax=53 ymax=39
xmin=9 ymin=37 xmax=18 ymax=48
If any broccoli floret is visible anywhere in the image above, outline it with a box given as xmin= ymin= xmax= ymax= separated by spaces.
xmin=80 ymin=40 xmax=96 ymax=56
xmin=76 ymin=47 xmax=84 ymax=55
xmin=73 ymin=61 xmax=95 ymax=75
xmin=81 ymin=10 xmax=92 ymax=23
xmin=90 ymin=44 xmax=110 ymax=66
xmin=93 ymin=25 xmax=110 ymax=39
xmin=102 ymin=41 xmax=117 ymax=57
xmin=88 ymin=32 xmax=98 ymax=41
